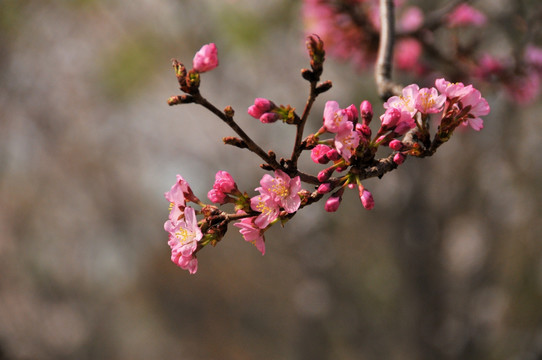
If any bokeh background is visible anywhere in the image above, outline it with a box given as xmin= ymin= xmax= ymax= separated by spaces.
xmin=1 ymin=0 xmax=541 ymax=359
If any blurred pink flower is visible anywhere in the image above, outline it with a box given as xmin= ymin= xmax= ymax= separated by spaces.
xmin=192 ymin=43 xmax=218 ymax=72
xmin=395 ymin=38 xmax=422 ymax=71
xmin=447 ymin=4 xmax=487 ymax=27
xmin=435 ymin=78 xmax=474 ymax=100
xmin=399 ymin=6 xmax=424 ymax=32
xmin=459 ymin=88 xmax=490 ymax=131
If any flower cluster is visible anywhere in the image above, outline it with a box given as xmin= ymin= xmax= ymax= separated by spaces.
xmin=163 ymin=169 xmax=304 ymax=273
xmin=302 ymin=0 xmax=541 ymax=104
xmin=165 ymin=38 xmax=490 ymax=274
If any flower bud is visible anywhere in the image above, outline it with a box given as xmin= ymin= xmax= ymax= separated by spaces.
xmin=259 ymin=112 xmax=280 ymax=123
xmin=360 ymin=100 xmax=373 ymax=124
xmin=324 ymin=195 xmax=341 ymax=212
xmin=380 ymin=108 xmax=401 ymax=129
xmin=317 ymin=167 xmax=334 ymax=182
xmin=208 ymin=188 xmax=227 ymax=204
xmin=193 ymin=43 xmax=218 ymax=73
xmin=359 ymin=187 xmax=375 ymax=210
xmin=393 ymin=153 xmax=406 ymax=165
xmin=345 ymin=104 xmax=359 ymax=123
xmin=326 ymin=148 xmax=341 ymax=161
xmin=389 ymin=139 xmax=404 ymax=151
xmin=317 ymin=183 xmax=332 ymax=194
xmin=311 ymin=144 xmax=331 ymax=164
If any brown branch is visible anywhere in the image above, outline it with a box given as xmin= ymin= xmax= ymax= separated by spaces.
xmin=375 ymin=0 xmax=403 ymax=100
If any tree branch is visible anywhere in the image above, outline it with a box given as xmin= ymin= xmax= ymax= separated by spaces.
xmin=375 ymin=0 xmax=402 ymax=100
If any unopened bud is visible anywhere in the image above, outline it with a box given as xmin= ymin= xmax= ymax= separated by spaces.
xmin=317 ymin=183 xmax=332 ymax=194
xmin=224 ymin=106 xmax=235 ymax=117
xmin=360 ymin=100 xmax=373 ymax=124
xmin=359 ymin=186 xmax=375 ymax=210
xmin=393 ymin=153 xmax=406 ymax=165
xmin=389 ymin=139 xmax=404 ymax=151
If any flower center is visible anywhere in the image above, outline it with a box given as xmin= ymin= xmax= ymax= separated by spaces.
xmin=267 ymin=179 xmax=289 ymax=199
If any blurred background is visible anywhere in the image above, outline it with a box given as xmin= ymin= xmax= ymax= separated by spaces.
xmin=1 ymin=0 xmax=541 ymax=359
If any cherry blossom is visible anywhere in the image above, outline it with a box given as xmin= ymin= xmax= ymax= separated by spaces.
xmin=258 ymin=170 xmax=302 ymax=213
xmin=234 ymin=216 xmax=266 ymax=255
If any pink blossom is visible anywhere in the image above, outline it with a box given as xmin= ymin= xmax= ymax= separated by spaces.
xmin=395 ymin=38 xmax=422 ymax=71
xmin=207 ymin=188 xmax=227 ymax=204
xmin=394 ymin=111 xmax=417 ymax=135
xmin=334 ymin=122 xmax=360 ymax=161
xmin=459 ymin=88 xmax=490 ymax=131
xmin=384 ymin=84 xmax=420 ymax=116
xmin=192 ymin=43 xmax=218 ymax=72
xmin=474 ymin=54 xmax=506 ymax=80
xmin=165 ymin=206 xmax=202 ymax=257
xmin=399 ymin=6 xmax=424 ymax=32
xmin=213 ymin=170 xmax=236 ymax=193
xmin=250 ymin=194 xmax=280 ymax=229
xmin=504 ymin=75 xmax=540 ymax=104
xmin=435 ymin=78 xmax=474 ymax=100
xmin=525 ymin=45 xmax=542 ymax=71
xmin=415 ymin=87 xmax=446 ymax=114
xmin=323 ymin=101 xmax=349 ymax=133
xmin=164 ymin=174 xmax=193 ymax=207
xmin=234 ymin=216 xmax=266 ymax=255
xmin=171 ymin=251 xmax=198 ymax=274
xmin=359 ymin=187 xmax=375 ymax=210
xmin=258 ymin=170 xmax=302 ymax=213
xmin=311 ymin=144 xmax=331 ymax=164
xmin=380 ymin=108 xmax=402 ymax=129
xmin=447 ymin=4 xmax=487 ymax=28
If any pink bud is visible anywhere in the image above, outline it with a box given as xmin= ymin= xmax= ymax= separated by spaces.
xmin=324 ymin=194 xmax=342 ymax=212
xmin=318 ymin=167 xmax=334 ymax=182
xmin=311 ymin=144 xmax=331 ymax=164
xmin=380 ymin=108 xmax=401 ymax=129
xmin=345 ymin=104 xmax=359 ymax=123
xmin=208 ymin=188 xmax=227 ymax=204
xmin=389 ymin=139 xmax=404 ymax=151
xmin=259 ymin=112 xmax=280 ymax=123
xmin=359 ymin=187 xmax=374 ymax=210
xmin=317 ymin=183 xmax=332 ymax=194
xmin=393 ymin=153 xmax=406 ymax=165
xmin=193 ymin=43 xmax=218 ymax=73
xmin=248 ymin=105 xmax=265 ymax=119
xmin=356 ymin=123 xmax=372 ymax=138
xmin=326 ymin=148 xmax=341 ymax=161
xmin=360 ymin=100 xmax=373 ymax=124
xmin=214 ymin=170 xmax=236 ymax=193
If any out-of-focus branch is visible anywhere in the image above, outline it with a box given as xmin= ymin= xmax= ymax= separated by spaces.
xmin=375 ymin=0 xmax=402 ymax=101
